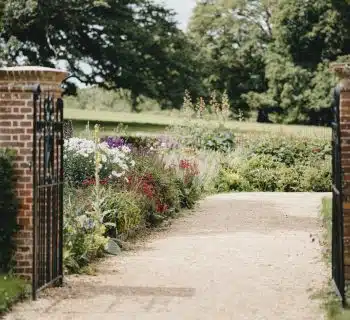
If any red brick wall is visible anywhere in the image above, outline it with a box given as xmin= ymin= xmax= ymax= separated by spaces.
xmin=0 ymin=67 xmax=68 ymax=280
xmin=333 ymin=64 xmax=350 ymax=280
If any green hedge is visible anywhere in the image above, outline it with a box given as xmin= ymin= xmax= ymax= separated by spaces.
xmin=0 ymin=149 xmax=19 ymax=272
xmin=216 ymin=135 xmax=332 ymax=192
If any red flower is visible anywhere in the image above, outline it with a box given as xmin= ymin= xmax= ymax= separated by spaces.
xmin=156 ymin=201 xmax=168 ymax=213
xmin=82 ymin=178 xmax=95 ymax=186
xmin=180 ymin=160 xmax=191 ymax=169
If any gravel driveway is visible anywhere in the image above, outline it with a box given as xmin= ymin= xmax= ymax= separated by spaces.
xmin=5 ymin=192 xmax=329 ymax=320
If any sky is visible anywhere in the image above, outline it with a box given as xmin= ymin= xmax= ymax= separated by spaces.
xmin=155 ymin=0 xmax=197 ymax=30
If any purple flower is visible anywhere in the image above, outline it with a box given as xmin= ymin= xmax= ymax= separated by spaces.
xmin=105 ymin=137 xmax=125 ymax=148
xmin=157 ymin=135 xmax=180 ymax=150
xmin=101 ymin=136 xmax=134 ymax=151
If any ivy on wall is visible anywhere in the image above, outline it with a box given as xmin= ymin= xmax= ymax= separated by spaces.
xmin=0 ymin=149 xmax=19 ymax=272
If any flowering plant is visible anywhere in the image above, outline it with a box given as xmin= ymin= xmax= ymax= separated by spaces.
xmin=177 ymin=158 xmax=201 ymax=209
xmin=127 ymin=173 xmax=169 ymax=214
xmin=64 ymin=137 xmax=135 ymax=185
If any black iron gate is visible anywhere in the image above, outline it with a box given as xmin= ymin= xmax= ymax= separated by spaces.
xmin=332 ymin=85 xmax=346 ymax=305
xmin=32 ymin=85 xmax=64 ymax=300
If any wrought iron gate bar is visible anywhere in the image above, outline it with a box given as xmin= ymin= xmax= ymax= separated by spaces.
xmin=32 ymin=86 xmax=64 ymax=300
xmin=332 ymin=85 xmax=346 ymax=306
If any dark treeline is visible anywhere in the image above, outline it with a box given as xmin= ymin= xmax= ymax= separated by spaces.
xmin=1 ymin=0 xmax=350 ymax=125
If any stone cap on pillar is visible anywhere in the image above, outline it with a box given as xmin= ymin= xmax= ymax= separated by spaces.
xmin=331 ymin=63 xmax=350 ymax=79
xmin=0 ymin=66 xmax=70 ymax=92
xmin=331 ymin=63 xmax=350 ymax=92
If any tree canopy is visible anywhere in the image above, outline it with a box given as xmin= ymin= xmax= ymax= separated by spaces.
xmin=0 ymin=0 xmax=203 ymax=110
xmin=1 ymin=0 xmax=350 ymax=123
xmin=189 ymin=0 xmax=350 ymax=124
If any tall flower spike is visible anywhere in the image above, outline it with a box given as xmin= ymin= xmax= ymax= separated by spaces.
xmin=94 ymin=124 xmax=101 ymax=188
xmin=221 ymin=90 xmax=230 ymax=124
xmin=183 ymin=89 xmax=193 ymax=119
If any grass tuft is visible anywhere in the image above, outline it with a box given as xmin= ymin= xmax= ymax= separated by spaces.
xmin=0 ymin=274 xmax=29 ymax=315
xmin=320 ymin=198 xmax=350 ymax=320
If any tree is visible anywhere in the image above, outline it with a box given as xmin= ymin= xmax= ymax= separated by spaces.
xmin=244 ymin=0 xmax=349 ymax=124
xmin=188 ymin=0 xmax=276 ymax=118
xmin=0 ymin=0 xmax=203 ymax=110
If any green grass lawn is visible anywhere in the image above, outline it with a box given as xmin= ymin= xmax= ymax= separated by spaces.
xmin=65 ymin=108 xmax=331 ymax=139
xmin=320 ymin=198 xmax=350 ymax=320
xmin=0 ymin=275 xmax=28 ymax=314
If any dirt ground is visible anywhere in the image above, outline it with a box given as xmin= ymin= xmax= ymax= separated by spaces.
xmin=4 ymin=192 xmax=329 ymax=320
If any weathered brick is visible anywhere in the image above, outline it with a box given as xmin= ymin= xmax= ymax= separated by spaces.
xmin=0 ymin=67 xmax=67 ymax=281
xmin=20 ymin=121 xmax=32 ymax=127
xmin=1 ymin=114 xmax=25 ymax=120
xmin=20 ymin=107 xmax=32 ymax=113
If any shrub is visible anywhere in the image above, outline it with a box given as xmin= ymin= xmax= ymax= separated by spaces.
xmin=0 ymin=149 xmax=19 ymax=272
xmin=127 ymin=154 xmax=182 ymax=225
xmin=64 ymin=137 xmax=134 ymax=186
xmin=300 ymin=159 xmax=332 ymax=192
xmin=176 ymin=159 xmax=202 ymax=209
xmin=275 ymin=166 xmax=302 ymax=192
xmin=237 ymin=155 xmax=282 ymax=191
xmin=170 ymin=123 xmax=235 ymax=153
xmin=216 ymin=168 xmax=249 ymax=192
xmin=63 ymin=187 xmax=109 ymax=273
xmin=215 ymin=147 xmax=331 ymax=192
xmin=246 ymin=135 xmax=331 ymax=166
xmin=102 ymin=189 xmax=145 ymax=236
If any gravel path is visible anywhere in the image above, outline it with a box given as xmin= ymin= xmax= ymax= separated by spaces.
xmin=5 ymin=193 xmax=329 ymax=320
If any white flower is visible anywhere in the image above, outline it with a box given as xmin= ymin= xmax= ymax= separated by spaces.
xmin=130 ymin=160 xmax=135 ymax=167
xmin=121 ymin=145 xmax=131 ymax=153
xmin=111 ymin=170 xmax=123 ymax=177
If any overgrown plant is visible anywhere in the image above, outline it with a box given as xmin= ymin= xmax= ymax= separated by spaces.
xmin=216 ymin=135 xmax=332 ymax=193
xmin=63 ymin=125 xmax=112 ymax=273
xmin=168 ymin=90 xmax=235 ymax=153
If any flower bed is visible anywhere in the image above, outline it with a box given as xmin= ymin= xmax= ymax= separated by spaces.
xmin=63 ymin=129 xmax=203 ymax=273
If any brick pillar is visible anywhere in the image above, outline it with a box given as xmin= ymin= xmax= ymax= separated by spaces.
xmin=0 ymin=66 xmax=68 ymax=280
xmin=333 ymin=63 xmax=350 ymax=281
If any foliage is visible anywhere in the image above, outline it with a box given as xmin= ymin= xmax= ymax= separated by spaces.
xmin=188 ymin=0 xmax=273 ymax=118
xmin=169 ymin=91 xmax=236 ymax=153
xmin=64 ymin=137 xmax=134 ymax=186
xmin=171 ymin=124 xmax=235 ymax=153
xmin=127 ymin=153 xmax=182 ymax=224
xmin=0 ymin=149 xmax=19 ymax=273
xmin=319 ymin=198 xmax=350 ymax=320
xmin=0 ymin=275 xmax=28 ymax=315
xmin=63 ymin=128 xmax=204 ymax=273
xmin=246 ymin=135 xmax=331 ymax=166
xmin=64 ymin=87 xmax=162 ymax=113
xmin=0 ymin=0 xmax=204 ymax=110
xmin=216 ymin=135 xmax=332 ymax=192
xmin=63 ymin=187 xmax=109 ymax=273
xmin=176 ymin=159 xmax=201 ymax=209
xmin=188 ymin=0 xmax=350 ymax=125
xmin=102 ymin=190 xmax=145 ymax=236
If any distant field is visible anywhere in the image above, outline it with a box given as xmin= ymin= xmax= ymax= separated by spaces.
xmin=65 ymin=108 xmax=331 ymax=139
